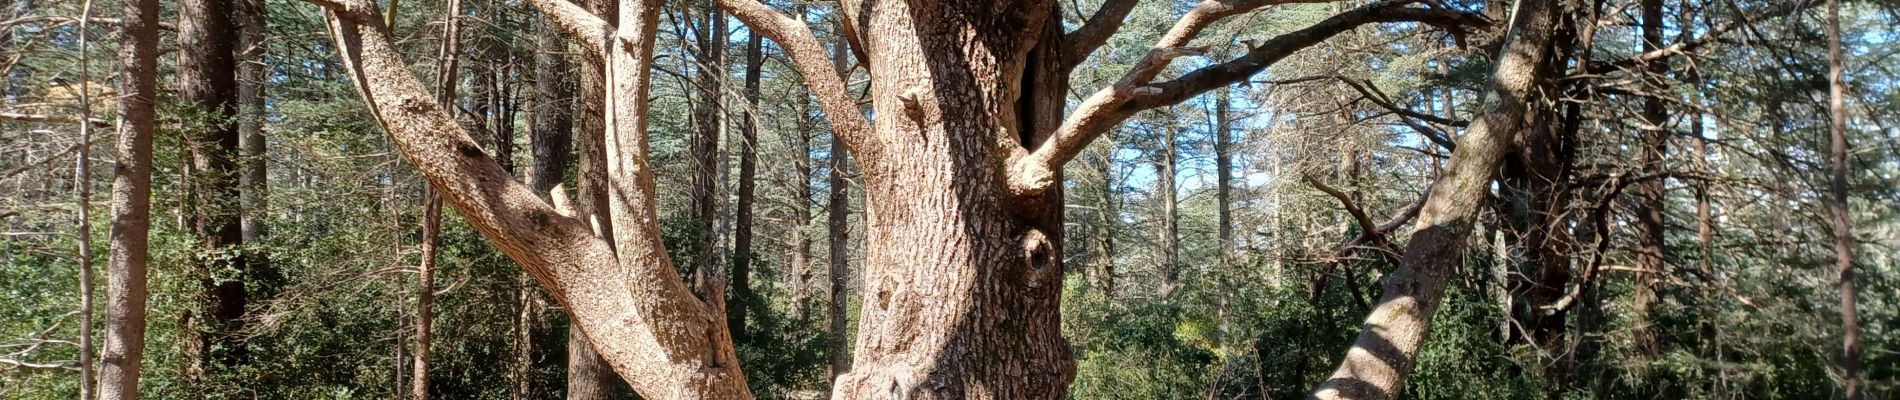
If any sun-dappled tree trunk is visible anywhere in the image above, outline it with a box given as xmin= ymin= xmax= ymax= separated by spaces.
xmin=97 ymin=0 xmax=159 ymax=397
xmin=1826 ymin=0 xmax=1861 ymax=397
xmin=1309 ymin=2 xmax=1559 ymax=398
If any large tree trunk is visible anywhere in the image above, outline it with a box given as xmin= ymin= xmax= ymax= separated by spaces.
xmin=179 ymin=0 xmax=249 ymax=375
xmin=823 ymin=7 xmax=1077 ymax=399
xmin=1631 ymin=0 xmax=1667 ymax=359
xmin=1309 ymin=2 xmax=1559 ymax=398
xmin=565 ymin=0 xmax=618 ymax=398
xmin=1826 ymin=0 xmax=1861 ymax=397
xmin=98 ymin=0 xmax=159 ymax=397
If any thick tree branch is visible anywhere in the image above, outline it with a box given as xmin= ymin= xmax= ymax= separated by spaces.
xmin=1010 ymin=1 xmax=1485 ymax=196
xmin=525 ymin=0 xmax=613 ymax=57
xmin=716 ymin=0 xmax=878 ymax=162
xmin=1059 ymin=0 xmax=1140 ymax=69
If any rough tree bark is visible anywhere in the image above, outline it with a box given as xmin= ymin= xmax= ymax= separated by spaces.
xmin=1309 ymin=1 xmax=1555 ymax=399
xmin=178 ymin=0 xmax=249 ymax=375
xmin=97 ymin=0 xmax=159 ymax=396
xmin=1826 ymin=0 xmax=1861 ymax=398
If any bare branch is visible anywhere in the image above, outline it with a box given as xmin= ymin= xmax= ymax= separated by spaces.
xmin=0 ymin=111 xmax=110 ymax=127
xmin=0 ymin=16 xmax=176 ymax=31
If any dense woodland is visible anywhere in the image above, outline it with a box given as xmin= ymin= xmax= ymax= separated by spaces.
xmin=1 ymin=0 xmax=1896 ymax=398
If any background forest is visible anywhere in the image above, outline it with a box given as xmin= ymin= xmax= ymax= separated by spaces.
xmin=2 ymin=0 xmax=1896 ymax=399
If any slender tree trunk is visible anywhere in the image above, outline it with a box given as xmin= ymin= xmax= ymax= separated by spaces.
xmin=97 ymin=0 xmax=159 ymax=395
xmin=73 ymin=4 xmax=99 ymax=397
xmin=824 ymin=28 xmax=853 ymax=386
xmin=690 ymin=5 xmax=726 ymax=291
xmin=411 ymin=3 xmax=462 ymax=397
xmin=1631 ymin=0 xmax=1667 ymax=359
xmin=565 ymin=0 xmax=617 ymax=398
xmin=1157 ymin=118 xmax=1180 ymax=297
xmin=790 ymin=82 xmax=815 ymax=322
xmin=729 ymin=29 xmax=763 ymax=341
xmin=237 ymin=0 xmax=267 ymax=254
xmin=179 ymin=0 xmax=249 ymax=375
xmin=1826 ymin=1 xmax=1860 ymax=398
xmin=1214 ymin=88 xmax=1233 ymax=261
xmin=1093 ymin=132 xmax=1118 ymax=296
xmin=1310 ymin=2 xmax=1559 ymax=398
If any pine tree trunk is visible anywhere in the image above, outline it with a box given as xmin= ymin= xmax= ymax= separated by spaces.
xmin=690 ymin=5 xmax=725 ymax=290
xmin=1632 ymin=0 xmax=1668 ymax=359
xmin=824 ymin=112 xmax=852 ymax=387
xmin=1826 ymin=1 xmax=1861 ymax=397
xmin=1157 ymin=117 xmax=1180 ymax=297
xmin=729 ymin=30 xmax=763 ymax=341
xmin=824 ymin=27 xmax=853 ymax=387
xmin=1214 ymin=88 xmax=1233 ymax=260
xmin=97 ymin=0 xmax=159 ymax=394
xmin=179 ymin=0 xmax=249 ymax=375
